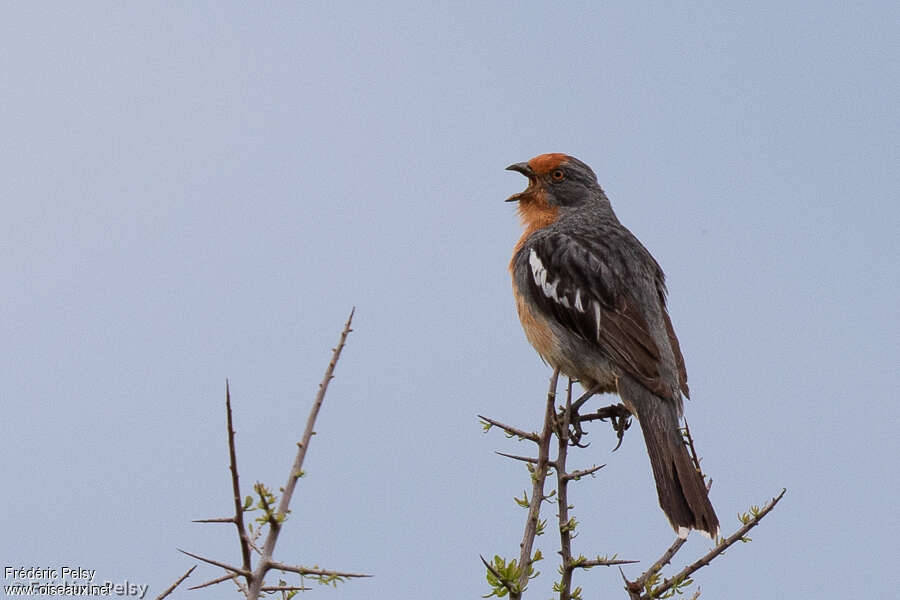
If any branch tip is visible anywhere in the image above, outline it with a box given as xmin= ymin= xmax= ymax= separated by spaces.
xmin=155 ymin=565 xmax=196 ymax=600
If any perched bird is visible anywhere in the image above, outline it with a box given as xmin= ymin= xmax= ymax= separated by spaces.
xmin=506 ymin=153 xmax=719 ymax=538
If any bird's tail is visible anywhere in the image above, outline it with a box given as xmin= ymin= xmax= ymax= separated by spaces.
xmin=618 ymin=375 xmax=720 ymax=539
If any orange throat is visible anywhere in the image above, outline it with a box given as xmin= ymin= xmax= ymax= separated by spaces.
xmin=511 ymin=196 xmax=558 ymax=260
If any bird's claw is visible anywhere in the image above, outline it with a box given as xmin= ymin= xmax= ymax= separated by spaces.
xmin=564 ymin=387 xmax=632 ymax=450
xmin=599 ymin=405 xmax=632 ymax=451
xmin=609 ymin=414 xmax=631 ymax=451
xmin=571 ymin=403 xmax=632 ymax=451
xmin=567 ymin=411 xmax=591 ymax=448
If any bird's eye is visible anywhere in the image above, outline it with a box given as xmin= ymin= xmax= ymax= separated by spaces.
xmin=551 ymin=169 xmax=565 ymax=181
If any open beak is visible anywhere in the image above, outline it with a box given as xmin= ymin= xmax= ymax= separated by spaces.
xmin=505 ymin=162 xmax=535 ymax=202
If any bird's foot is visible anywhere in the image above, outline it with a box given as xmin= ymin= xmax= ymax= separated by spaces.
xmin=573 ymin=403 xmax=632 ymax=451
xmin=570 ymin=384 xmax=602 ymax=413
xmin=568 ymin=416 xmax=590 ymax=448
xmin=565 ymin=384 xmax=604 ymax=447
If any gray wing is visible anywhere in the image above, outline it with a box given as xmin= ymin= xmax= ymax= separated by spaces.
xmin=522 ymin=230 xmax=688 ymax=400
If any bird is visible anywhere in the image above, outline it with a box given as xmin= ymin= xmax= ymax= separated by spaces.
xmin=506 ymin=152 xmax=719 ymax=539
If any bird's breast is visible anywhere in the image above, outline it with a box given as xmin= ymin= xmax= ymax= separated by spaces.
xmin=512 ymin=279 xmax=561 ymax=366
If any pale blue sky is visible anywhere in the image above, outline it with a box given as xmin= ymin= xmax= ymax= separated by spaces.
xmin=2 ymin=2 xmax=897 ymax=599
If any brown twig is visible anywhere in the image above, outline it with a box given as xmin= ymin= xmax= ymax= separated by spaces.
xmin=226 ymin=381 xmax=254 ymax=576
xmin=514 ymin=368 xmax=560 ymax=596
xmin=268 ymin=561 xmax=371 ymax=579
xmin=485 ymin=374 xmax=645 ymax=599
xmin=575 ymin=557 xmax=639 ymax=569
xmin=245 ymin=308 xmax=362 ymax=599
xmin=562 ymin=463 xmax=605 ymax=482
xmin=648 ymin=536 xmax=687 ymax=580
xmin=639 ymin=488 xmax=787 ymax=599
xmin=247 ymin=523 xmax=264 ymax=555
xmin=155 ymin=565 xmax=196 ymax=600
xmin=480 ymin=414 xmax=541 ymax=443
xmin=176 ymin=549 xmax=250 ymax=576
xmin=555 ymin=380 xmax=638 ymax=599
xmin=496 ymin=451 xmax=539 ymax=464
xmin=555 ymin=378 xmax=576 ymax=600
xmin=181 ymin=309 xmax=367 ymax=598
xmin=681 ymin=419 xmax=709 ymax=486
xmin=187 ymin=573 xmax=235 ymax=591
xmin=631 ymin=536 xmax=687 ymax=595
xmin=189 ymin=382 xmax=254 ymax=590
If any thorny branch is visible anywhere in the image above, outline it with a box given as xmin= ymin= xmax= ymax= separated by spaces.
xmin=155 ymin=565 xmax=195 ymax=600
xmin=175 ymin=309 xmax=370 ymax=599
xmin=496 ymin=451 xmax=539 ymax=464
xmin=631 ymin=537 xmax=686 ymax=594
xmin=515 ymin=368 xmax=560 ymax=595
xmin=681 ymin=419 xmax=708 ymax=485
xmin=625 ymin=488 xmax=787 ymax=600
xmin=226 ymin=380 xmax=254 ymax=576
xmin=555 ymin=380 xmax=637 ymax=600
xmin=187 ymin=573 xmax=235 ymax=591
xmin=484 ymin=375 xmax=785 ymax=599
xmin=554 ymin=379 xmax=576 ymax=600
xmin=485 ymin=373 xmax=635 ymax=600
xmin=479 ymin=414 xmax=541 ymax=443
xmin=268 ymin=561 xmax=370 ymax=579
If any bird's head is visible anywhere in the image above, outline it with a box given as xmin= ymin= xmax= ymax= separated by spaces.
xmin=505 ymin=153 xmax=601 ymax=208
